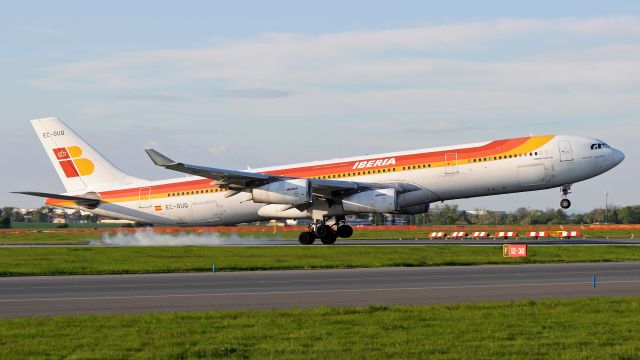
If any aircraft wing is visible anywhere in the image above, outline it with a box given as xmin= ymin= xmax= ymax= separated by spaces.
xmin=146 ymin=149 xmax=272 ymax=189
xmin=12 ymin=191 xmax=101 ymax=208
xmin=144 ymin=149 xmax=415 ymax=198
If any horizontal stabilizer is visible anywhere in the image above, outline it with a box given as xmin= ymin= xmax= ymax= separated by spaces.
xmin=12 ymin=191 xmax=101 ymax=208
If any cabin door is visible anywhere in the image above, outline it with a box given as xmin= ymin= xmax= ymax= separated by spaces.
xmin=558 ymin=140 xmax=574 ymax=162
xmin=445 ymin=153 xmax=459 ymax=174
xmin=138 ymin=187 xmax=152 ymax=208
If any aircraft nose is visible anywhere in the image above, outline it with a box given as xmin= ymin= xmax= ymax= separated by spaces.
xmin=613 ymin=149 xmax=625 ymax=165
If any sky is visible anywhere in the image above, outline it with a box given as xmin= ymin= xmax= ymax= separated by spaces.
xmin=1 ymin=0 xmax=638 ymax=212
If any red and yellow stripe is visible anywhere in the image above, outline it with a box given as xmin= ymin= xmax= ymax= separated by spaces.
xmin=45 ymin=135 xmax=554 ymax=207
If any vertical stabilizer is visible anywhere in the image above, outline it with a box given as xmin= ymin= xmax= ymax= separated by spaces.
xmin=31 ymin=117 xmax=142 ymax=192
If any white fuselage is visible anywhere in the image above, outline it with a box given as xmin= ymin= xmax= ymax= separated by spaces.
xmin=52 ymin=135 xmax=624 ymax=225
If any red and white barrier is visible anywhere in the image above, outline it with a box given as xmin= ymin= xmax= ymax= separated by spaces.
xmin=471 ymin=231 xmax=489 ymax=239
xmin=558 ymin=231 xmax=582 ymax=239
xmin=450 ymin=231 xmax=467 ymax=238
xmin=526 ymin=231 xmax=548 ymax=239
xmin=429 ymin=232 xmax=447 ymax=239
xmin=495 ymin=231 xmax=518 ymax=239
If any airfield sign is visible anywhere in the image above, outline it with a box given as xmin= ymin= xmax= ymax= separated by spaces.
xmin=503 ymin=244 xmax=527 ymax=257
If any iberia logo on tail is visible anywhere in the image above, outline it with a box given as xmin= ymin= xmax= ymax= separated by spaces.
xmin=52 ymin=146 xmax=95 ymax=178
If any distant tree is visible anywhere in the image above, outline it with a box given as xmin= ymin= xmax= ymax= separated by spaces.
xmin=434 ymin=205 xmax=459 ymax=225
xmin=458 ymin=210 xmax=470 ymax=225
xmin=0 ymin=208 xmax=11 ymax=229
xmin=514 ymin=207 xmax=530 ymax=225
xmin=618 ymin=206 xmax=640 ymax=224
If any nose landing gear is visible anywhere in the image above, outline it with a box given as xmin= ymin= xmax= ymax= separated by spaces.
xmin=560 ymin=184 xmax=572 ymax=209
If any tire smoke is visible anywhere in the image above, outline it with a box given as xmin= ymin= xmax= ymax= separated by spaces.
xmin=92 ymin=229 xmax=277 ymax=246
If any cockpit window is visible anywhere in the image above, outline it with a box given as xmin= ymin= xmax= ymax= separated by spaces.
xmin=591 ymin=143 xmax=610 ymax=150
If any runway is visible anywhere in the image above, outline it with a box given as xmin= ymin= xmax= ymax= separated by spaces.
xmin=1 ymin=262 xmax=640 ymax=317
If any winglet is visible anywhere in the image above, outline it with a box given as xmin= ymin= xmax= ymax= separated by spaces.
xmin=145 ymin=149 xmax=178 ymax=167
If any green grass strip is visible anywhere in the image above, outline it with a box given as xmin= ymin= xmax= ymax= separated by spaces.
xmin=1 ymin=297 xmax=639 ymax=359
xmin=2 ymin=245 xmax=640 ymax=276
xmin=0 ymin=228 xmax=638 ymax=245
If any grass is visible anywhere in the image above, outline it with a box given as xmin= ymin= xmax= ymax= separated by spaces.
xmin=0 ymin=227 xmax=638 ymax=245
xmin=2 ymin=245 xmax=640 ymax=276
xmin=1 ymin=297 xmax=639 ymax=359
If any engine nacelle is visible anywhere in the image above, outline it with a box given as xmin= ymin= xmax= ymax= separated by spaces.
xmin=252 ymin=179 xmax=312 ymax=205
xmin=342 ymin=188 xmax=398 ymax=213
xmin=397 ymin=203 xmax=430 ymax=215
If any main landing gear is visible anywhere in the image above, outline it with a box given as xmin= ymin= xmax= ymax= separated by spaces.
xmin=560 ymin=184 xmax=572 ymax=209
xmin=298 ymin=216 xmax=353 ymax=245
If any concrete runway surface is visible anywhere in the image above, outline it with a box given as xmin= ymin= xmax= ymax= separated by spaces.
xmin=1 ymin=262 xmax=640 ymax=317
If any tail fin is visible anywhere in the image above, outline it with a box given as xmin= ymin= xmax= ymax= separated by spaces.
xmin=31 ymin=117 xmax=142 ymax=192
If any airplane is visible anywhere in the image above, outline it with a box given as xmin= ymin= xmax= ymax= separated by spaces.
xmin=16 ymin=117 xmax=625 ymax=245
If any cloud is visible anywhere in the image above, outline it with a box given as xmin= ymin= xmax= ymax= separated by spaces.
xmin=30 ymin=16 xmax=640 ymax=92
xmin=208 ymin=145 xmax=227 ymax=157
xmin=26 ymin=16 xmax=640 ymax=128
xmin=116 ymin=94 xmax=189 ymax=102
xmin=212 ymin=88 xmax=291 ymax=99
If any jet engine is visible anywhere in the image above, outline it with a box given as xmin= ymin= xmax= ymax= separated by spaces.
xmin=252 ymin=178 xmax=312 ymax=205
xmin=397 ymin=203 xmax=430 ymax=215
xmin=342 ymin=188 xmax=398 ymax=213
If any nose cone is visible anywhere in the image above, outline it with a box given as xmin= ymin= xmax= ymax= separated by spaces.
xmin=613 ymin=149 xmax=625 ymax=166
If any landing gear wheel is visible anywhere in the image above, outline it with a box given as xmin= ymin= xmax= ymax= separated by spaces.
xmin=320 ymin=231 xmax=337 ymax=245
xmin=298 ymin=232 xmax=316 ymax=245
xmin=315 ymin=224 xmax=332 ymax=238
xmin=560 ymin=199 xmax=571 ymax=209
xmin=336 ymin=225 xmax=353 ymax=238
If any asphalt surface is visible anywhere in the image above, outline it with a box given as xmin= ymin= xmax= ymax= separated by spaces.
xmin=1 ymin=262 xmax=640 ymax=317
xmin=3 ymin=238 xmax=640 ymax=247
